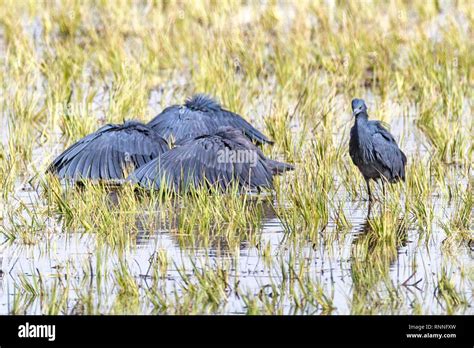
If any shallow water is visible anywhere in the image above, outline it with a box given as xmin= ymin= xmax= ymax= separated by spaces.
xmin=0 ymin=79 xmax=472 ymax=315
xmin=0 ymin=174 xmax=472 ymax=315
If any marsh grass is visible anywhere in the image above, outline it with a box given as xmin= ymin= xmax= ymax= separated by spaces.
xmin=0 ymin=0 xmax=472 ymax=315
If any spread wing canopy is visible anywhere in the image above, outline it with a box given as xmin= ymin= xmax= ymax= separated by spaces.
xmin=147 ymin=105 xmax=219 ymax=144
xmin=48 ymin=121 xmax=169 ymax=181
xmin=129 ymin=133 xmax=274 ymax=191
xmin=147 ymin=94 xmax=273 ymax=145
xmin=212 ymin=108 xmax=274 ymax=145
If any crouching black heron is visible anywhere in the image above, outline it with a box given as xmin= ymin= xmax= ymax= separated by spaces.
xmin=147 ymin=94 xmax=274 ymax=145
xmin=47 ymin=121 xmax=170 ymax=181
xmin=48 ymin=94 xmax=275 ymax=182
xmin=349 ymin=99 xmax=407 ymax=202
xmin=129 ymin=126 xmax=294 ymax=192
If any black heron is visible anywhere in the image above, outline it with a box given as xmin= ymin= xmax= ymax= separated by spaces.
xmin=349 ymin=99 xmax=407 ymax=202
xmin=129 ymin=126 xmax=293 ymax=192
xmin=147 ymin=94 xmax=274 ymax=145
xmin=48 ymin=94 xmax=275 ymax=183
xmin=48 ymin=121 xmax=169 ymax=181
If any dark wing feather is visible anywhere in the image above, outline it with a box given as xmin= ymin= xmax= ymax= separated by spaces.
xmin=148 ymin=95 xmax=273 ymax=145
xmin=369 ymin=121 xmax=396 ymax=142
xmin=214 ymin=109 xmax=274 ymax=145
xmin=129 ymin=135 xmax=273 ymax=191
xmin=186 ymin=94 xmax=273 ymax=145
xmin=48 ymin=121 xmax=169 ymax=181
xmin=370 ymin=123 xmax=407 ymax=182
xmin=147 ymin=106 xmax=219 ymax=144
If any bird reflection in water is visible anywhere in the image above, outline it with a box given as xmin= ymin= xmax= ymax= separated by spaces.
xmin=349 ymin=209 xmax=412 ymax=313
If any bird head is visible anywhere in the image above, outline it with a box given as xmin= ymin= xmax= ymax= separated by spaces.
xmin=185 ymin=94 xmax=221 ymax=113
xmin=351 ymin=99 xmax=368 ymax=117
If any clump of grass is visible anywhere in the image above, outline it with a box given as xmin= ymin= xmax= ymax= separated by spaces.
xmin=435 ymin=267 xmax=468 ymax=315
xmin=350 ymin=207 xmax=408 ymax=314
xmin=157 ymin=184 xmax=267 ymax=252
xmin=440 ymin=189 xmax=473 ymax=254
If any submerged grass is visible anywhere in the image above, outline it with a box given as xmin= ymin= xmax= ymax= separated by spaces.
xmin=0 ymin=0 xmax=472 ymax=315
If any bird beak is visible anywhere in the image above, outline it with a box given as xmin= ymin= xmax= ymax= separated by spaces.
xmin=353 ymin=107 xmax=362 ymax=116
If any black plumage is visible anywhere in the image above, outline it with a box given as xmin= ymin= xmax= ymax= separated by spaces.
xmin=147 ymin=94 xmax=273 ymax=145
xmin=48 ymin=120 xmax=169 ymax=181
xmin=129 ymin=126 xmax=293 ymax=192
xmin=349 ymin=99 xmax=407 ymax=201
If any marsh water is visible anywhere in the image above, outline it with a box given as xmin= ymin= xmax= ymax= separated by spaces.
xmin=0 ymin=101 xmax=472 ymax=315
xmin=0 ymin=185 xmax=472 ymax=314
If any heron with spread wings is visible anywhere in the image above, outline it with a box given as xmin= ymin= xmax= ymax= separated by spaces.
xmin=147 ymin=94 xmax=273 ymax=145
xmin=48 ymin=95 xmax=291 ymax=190
xmin=48 ymin=121 xmax=169 ymax=181
xmin=129 ymin=126 xmax=293 ymax=192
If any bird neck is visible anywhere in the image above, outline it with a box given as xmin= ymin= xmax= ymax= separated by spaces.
xmin=354 ymin=113 xmax=371 ymax=144
xmin=355 ymin=112 xmax=369 ymax=125
xmin=353 ymin=113 xmax=373 ymax=159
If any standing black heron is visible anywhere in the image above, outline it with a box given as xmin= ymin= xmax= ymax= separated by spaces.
xmin=129 ymin=126 xmax=293 ymax=192
xmin=147 ymin=94 xmax=274 ymax=145
xmin=349 ymin=99 xmax=407 ymax=202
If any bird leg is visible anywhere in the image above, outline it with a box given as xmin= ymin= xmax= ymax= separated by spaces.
xmin=365 ymin=179 xmax=373 ymax=202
